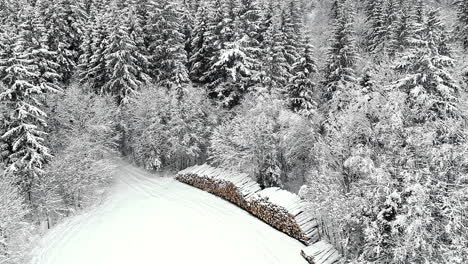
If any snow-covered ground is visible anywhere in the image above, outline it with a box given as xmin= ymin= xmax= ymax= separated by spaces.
xmin=30 ymin=162 xmax=308 ymax=264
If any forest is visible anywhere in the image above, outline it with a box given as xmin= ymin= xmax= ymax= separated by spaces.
xmin=0 ymin=0 xmax=467 ymax=263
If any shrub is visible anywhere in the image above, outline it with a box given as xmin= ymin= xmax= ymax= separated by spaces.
xmin=123 ymin=85 xmax=216 ymax=170
xmin=37 ymin=85 xmax=119 ymax=218
xmin=0 ymin=174 xmax=29 ymax=264
xmin=210 ymin=96 xmax=316 ymax=188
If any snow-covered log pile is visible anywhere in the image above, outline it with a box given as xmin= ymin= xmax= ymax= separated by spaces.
xmin=249 ymin=187 xmax=320 ymax=245
xmin=177 ymin=164 xmax=341 ymax=264
xmin=301 ymin=241 xmax=341 ymax=264
xmin=177 ymin=164 xmax=261 ymax=210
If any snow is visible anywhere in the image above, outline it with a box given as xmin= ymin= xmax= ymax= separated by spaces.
xmin=30 ymin=162 xmax=308 ymax=264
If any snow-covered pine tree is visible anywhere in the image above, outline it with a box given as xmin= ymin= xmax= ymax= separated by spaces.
xmin=258 ymin=1 xmax=291 ymax=94
xmin=102 ymin=6 xmax=150 ymax=105
xmin=455 ymin=0 xmax=468 ymax=49
xmin=323 ymin=0 xmax=357 ymax=105
xmin=0 ymin=5 xmax=59 ymax=196
xmin=425 ymin=8 xmax=451 ymax=56
xmin=394 ymin=8 xmax=459 ymax=123
xmin=258 ymin=0 xmax=276 ymax=46
xmin=180 ymin=1 xmax=195 ymax=65
xmin=365 ymin=0 xmax=386 ymax=52
xmin=203 ymin=0 xmax=262 ymax=107
xmin=146 ymin=0 xmax=190 ymax=92
xmin=188 ymin=0 xmax=211 ymax=83
xmin=287 ymin=34 xmax=317 ymax=114
xmin=383 ymin=0 xmax=399 ymax=54
xmin=78 ymin=10 xmax=110 ymax=93
xmin=236 ymin=0 xmax=262 ymax=78
xmin=201 ymin=0 xmax=238 ymax=101
xmin=362 ymin=8 xmax=467 ymax=263
xmin=388 ymin=2 xmax=416 ymax=56
xmin=280 ymin=2 xmax=300 ymax=68
xmin=37 ymin=0 xmax=86 ymax=83
xmin=77 ymin=16 xmax=95 ymax=86
xmin=199 ymin=0 xmax=224 ymax=86
xmin=331 ymin=0 xmax=346 ymax=20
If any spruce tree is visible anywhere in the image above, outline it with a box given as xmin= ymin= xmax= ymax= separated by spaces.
xmin=365 ymin=0 xmax=387 ymax=52
xmin=203 ymin=0 xmax=262 ymax=107
xmin=323 ymin=0 xmax=357 ymax=103
xmin=180 ymin=2 xmax=195 ymax=64
xmin=188 ymin=0 xmax=210 ymax=83
xmin=102 ymin=6 xmax=150 ymax=104
xmin=146 ymin=0 xmax=190 ymax=90
xmin=78 ymin=11 xmax=110 ymax=93
xmin=280 ymin=5 xmax=299 ymax=67
xmin=394 ymin=8 xmax=460 ymax=123
xmin=0 ymin=5 xmax=59 ymax=195
xmin=259 ymin=3 xmax=290 ymax=93
xmin=38 ymin=0 xmax=87 ymax=83
xmin=455 ymin=0 xmax=468 ymax=49
xmin=388 ymin=3 xmax=416 ymax=55
xmin=198 ymin=0 xmax=224 ymax=88
xmin=287 ymin=34 xmax=317 ymax=113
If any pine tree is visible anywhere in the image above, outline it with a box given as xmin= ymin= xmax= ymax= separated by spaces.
xmin=388 ymin=3 xmax=416 ymax=55
xmin=455 ymin=0 xmax=468 ymax=49
xmin=394 ymin=8 xmax=460 ymax=123
xmin=180 ymin=1 xmax=195 ymax=64
xmin=323 ymin=0 xmax=357 ymax=104
xmin=366 ymin=0 xmax=386 ymax=53
xmin=102 ymin=6 xmax=150 ymax=105
xmin=188 ymin=0 xmax=211 ymax=83
xmin=280 ymin=4 xmax=299 ymax=67
xmin=203 ymin=0 xmax=262 ymax=107
xmin=259 ymin=3 xmax=290 ymax=93
xmin=146 ymin=0 xmax=190 ymax=90
xmin=78 ymin=10 xmax=110 ymax=93
xmin=331 ymin=0 xmax=346 ymax=20
xmin=0 ymin=5 xmax=59 ymax=195
xmin=287 ymin=35 xmax=317 ymax=113
xmin=425 ymin=8 xmax=451 ymax=56
xmin=37 ymin=0 xmax=87 ymax=83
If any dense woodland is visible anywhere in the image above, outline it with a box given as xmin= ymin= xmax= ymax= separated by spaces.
xmin=0 ymin=0 xmax=467 ymax=263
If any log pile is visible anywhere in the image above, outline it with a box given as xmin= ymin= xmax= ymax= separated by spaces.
xmin=177 ymin=164 xmax=341 ymax=264
xmin=301 ymin=241 xmax=341 ymax=264
xmin=249 ymin=188 xmax=320 ymax=245
xmin=177 ymin=164 xmax=260 ymax=210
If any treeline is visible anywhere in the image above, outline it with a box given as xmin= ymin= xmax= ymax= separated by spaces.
xmin=0 ymin=0 xmax=467 ymax=263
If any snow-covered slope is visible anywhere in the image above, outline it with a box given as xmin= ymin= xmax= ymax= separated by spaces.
xmin=30 ymin=162 xmax=308 ymax=264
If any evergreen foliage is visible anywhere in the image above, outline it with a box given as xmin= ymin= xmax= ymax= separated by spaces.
xmin=0 ymin=1 xmax=467 ymax=263
xmin=0 ymin=5 xmax=59 ymax=195
xmin=455 ymin=0 xmax=468 ymax=49
xmin=102 ymin=7 xmax=150 ymax=104
xmin=146 ymin=0 xmax=190 ymax=91
xmin=323 ymin=0 xmax=357 ymax=106
xmin=288 ymin=35 xmax=317 ymax=113
xmin=394 ymin=8 xmax=460 ymax=123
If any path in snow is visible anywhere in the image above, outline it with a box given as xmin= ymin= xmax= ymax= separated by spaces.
xmin=30 ymin=162 xmax=308 ymax=264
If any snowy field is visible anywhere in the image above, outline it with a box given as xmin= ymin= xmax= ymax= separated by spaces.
xmin=30 ymin=163 xmax=308 ymax=264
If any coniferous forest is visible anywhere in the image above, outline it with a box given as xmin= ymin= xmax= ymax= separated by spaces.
xmin=1 ymin=0 xmax=468 ymax=263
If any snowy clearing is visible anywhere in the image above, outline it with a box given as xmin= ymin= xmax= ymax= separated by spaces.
xmin=30 ymin=162 xmax=308 ymax=264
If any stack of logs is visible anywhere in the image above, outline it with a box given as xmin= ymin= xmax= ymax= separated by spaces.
xmin=177 ymin=164 xmax=260 ymax=210
xmin=249 ymin=188 xmax=320 ymax=245
xmin=177 ymin=164 xmax=341 ymax=264
xmin=301 ymin=241 xmax=342 ymax=264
